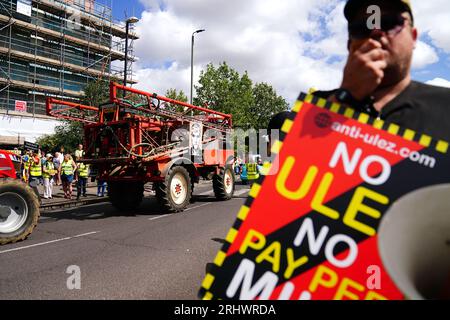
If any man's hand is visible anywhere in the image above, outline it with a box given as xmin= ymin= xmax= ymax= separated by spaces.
xmin=340 ymin=39 xmax=388 ymax=100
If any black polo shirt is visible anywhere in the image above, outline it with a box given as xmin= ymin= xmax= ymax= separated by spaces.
xmin=313 ymin=81 xmax=450 ymax=142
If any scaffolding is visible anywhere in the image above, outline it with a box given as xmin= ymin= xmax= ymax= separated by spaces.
xmin=0 ymin=0 xmax=137 ymax=116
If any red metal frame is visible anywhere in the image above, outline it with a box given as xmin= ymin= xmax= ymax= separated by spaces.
xmin=46 ymin=98 xmax=99 ymax=124
xmin=45 ymin=82 xmax=234 ymax=183
xmin=110 ymin=82 xmax=233 ymax=127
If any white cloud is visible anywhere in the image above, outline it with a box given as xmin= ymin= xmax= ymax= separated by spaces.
xmin=426 ymin=77 xmax=450 ymax=88
xmin=132 ymin=0 xmax=450 ymax=104
xmin=135 ymin=62 xmax=192 ymax=96
xmin=411 ymin=0 xmax=450 ymax=53
xmin=133 ymin=0 xmax=346 ymax=103
xmin=412 ymin=41 xmax=439 ymax=69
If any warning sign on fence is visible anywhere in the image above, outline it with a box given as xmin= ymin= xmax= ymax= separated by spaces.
xmin=15 ymin=100 xmax=27 ymax=112
xmin=199 ymin=93 xmax=450 ymax=300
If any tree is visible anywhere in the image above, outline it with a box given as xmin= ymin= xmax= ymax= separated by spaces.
xmin=36 ymin=80 xmax=104 ymax=153
xmin=249 ymin=83 xmax=289 ymax=129
xmin=194 ymin=62 xmax=288 ymax=129
xmin=36 ymin=121 xmax=84 ymax=154
xmin=83 ymin=79 xmax=110 ymax=107
xmin=194 ymin=62 xmax=254 ymax=128
xmin=165 ymin=89 xmax=189 ymax=113
xmin=165 ymin=88 xmax=188 ymax=103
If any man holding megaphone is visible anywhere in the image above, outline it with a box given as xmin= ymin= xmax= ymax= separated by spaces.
xmin=268 ymin=0 xmax=450 ymax=300
xmin=327 ymin=0 xmax=450 ymax=142
xmin=271 ymin=0 xmax=450 ymax=142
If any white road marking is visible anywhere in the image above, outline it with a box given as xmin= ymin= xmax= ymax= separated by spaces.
xmin=234 ymin=189 xmax=249 ymax=196
xmin=196 ymin=188 xmax=249 ymax=197
xmin=148 ymin=215 xmax=170 ymax=221
xmin=196 ymin=190 xmax=214 ymax=196
xmin=0 ymin=231 xmax=99 ymax=255
xmin=148 ymin=203 xmax=213 ymax=222
xmin=185 ymin=203 xmax=212 ymax=212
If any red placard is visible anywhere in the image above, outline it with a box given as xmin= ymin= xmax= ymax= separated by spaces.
xmin=15 ymin=100 xmax=27 ymax=112
xmin=199 ymin=93 xmax=450 ymax=300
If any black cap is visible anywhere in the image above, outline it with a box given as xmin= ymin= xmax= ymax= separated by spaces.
xmin=344 ymin=0 xmax=413 ymax=22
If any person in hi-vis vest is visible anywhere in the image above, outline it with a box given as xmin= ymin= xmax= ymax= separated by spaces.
xmin=27 ymin=151 xmax=42 ymax=186
xmin=59 ymin=154 xmax=77 ymax=200
xmin=42 ymin=154 xmax=56 ymax=199
xmin=76 ymin=156 xmax=89 ymax=200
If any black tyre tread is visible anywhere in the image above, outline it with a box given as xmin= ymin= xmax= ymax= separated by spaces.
xmin=190 ymin=180 xmax=195 ymax=203
xmin=0 ymin=178 xmax=40 ymax=245
xmin=213 ymin=166 xmax=235 ymax=201
xmin=109 ymin=182 xmax=144 ymax=211
xmin=155 ymin=166 xmax=192 ymax=213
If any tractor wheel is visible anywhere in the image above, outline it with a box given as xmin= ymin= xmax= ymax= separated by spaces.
xmin=0 ymin=179 xmax=40 ymax=245
xmin=213 ymin=166 xmax=235 ymax=200
xmin=190 ymin=180 xmax=195 ymax=203
xmin=155 ymin=166 xmax=192 ymax=212
xmin=109 ymin=181 xmax=144 ymax=211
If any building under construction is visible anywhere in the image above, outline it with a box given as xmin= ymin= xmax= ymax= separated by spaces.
xmin=0 ymin=0 xmax=138 ymax=118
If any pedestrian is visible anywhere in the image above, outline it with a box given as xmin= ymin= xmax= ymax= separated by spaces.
xmin=57 ymin=150 xmax=64 ymax=186
xmin=21 ymin=151 xmax=29 ymax=182
xmin=75 ymin=144 xmax=85 ymax=160
xmin=97 ymin=179 xmax=107 ymax=197
xmin=59 ymin=154 xmax=77 ymax=199
xmin=271 ymin=0 xmax=450 ymax=141
xmin=27 ymin=151 xmax=42 ymax=187
xmin=42 ymin=154 xmax=56 ymax=199
xmin=234 ymin=157 xmax=240 ymax=175
xmin=76 ymin=156 xmax=89 ymax=200
xmin=39 ymin=151 xmax=46 ymax=185
xmin=57 ymin=149 xmax=64 ymax=166
xmin=53 ymin=152 xmax=61 ymax=185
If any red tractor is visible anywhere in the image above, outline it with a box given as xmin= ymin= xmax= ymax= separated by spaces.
xmin=46 ymin=82 xmax=236 ymax=212
xmin=0 ymin=150 xmax=40 ymax=245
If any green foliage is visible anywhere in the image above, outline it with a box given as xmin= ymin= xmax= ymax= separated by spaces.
xmin=165 ymin=88 xmax=188 ymax=103
xmin=36 ymin=121 xmax=84 ymax=154
xmin=250 ymin=83 xmax=289 ymax=129
xmin=165 ymin=89 xmax=189 ymax=113
xmin=83 ymin=79 xmax=110 ymax=107
xmin=37 ymin=79 xmax=104 ymax=153
xmin=194 ymin=62 xmax=288 ymax=129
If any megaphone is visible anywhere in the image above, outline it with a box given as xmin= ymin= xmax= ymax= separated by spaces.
xmin=378 ymin=184 xmax=450 ymax=300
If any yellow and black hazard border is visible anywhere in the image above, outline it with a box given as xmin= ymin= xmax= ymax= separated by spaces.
xmin=198 ymin=92 xmax=449 ymax=300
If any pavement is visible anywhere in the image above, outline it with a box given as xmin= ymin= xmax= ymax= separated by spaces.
xmin=38 ymin=182 xmax=110 ymax=210
xmin=0 ymin=180 xmax=250 ymax=300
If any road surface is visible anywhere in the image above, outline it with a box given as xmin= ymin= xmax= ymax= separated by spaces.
xmin=0 ymin=181 xmax=250 ymax=299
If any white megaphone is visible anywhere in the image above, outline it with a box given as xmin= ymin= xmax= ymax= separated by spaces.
xmin=378 ymin=184 xmax=450 ymax=300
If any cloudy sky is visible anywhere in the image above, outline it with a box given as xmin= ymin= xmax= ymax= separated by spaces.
xmin=112 ymin=0 xmax=450 ymax=104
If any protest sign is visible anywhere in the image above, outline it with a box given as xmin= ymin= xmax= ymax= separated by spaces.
xmin=199 ymin=93 xmax=450 ymax=300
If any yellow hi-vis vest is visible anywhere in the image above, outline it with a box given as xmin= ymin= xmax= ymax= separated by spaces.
xmin=29 ymin=159 xmax=42 ymax=177
xmin=42 ymin=162 xmax=55 ymax=179
xmin=78 ymin=163 xmax=89 ymax=178
xmin=61 ymin=160 xmax=74 ymax=176
xmin=246 ymin=163 xmax=259 ymax=180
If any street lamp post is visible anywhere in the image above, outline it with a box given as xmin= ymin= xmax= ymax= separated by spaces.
xmin=190 ymin=29 xmax=205 ymax=105
xmin=123 ymin=16 xmax=139 ymax=97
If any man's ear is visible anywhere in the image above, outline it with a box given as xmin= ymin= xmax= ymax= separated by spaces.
xmin=412 ymin=28 xmax=418 ymax=41
xmin=412 ymin=28 xmax=418 ymax=48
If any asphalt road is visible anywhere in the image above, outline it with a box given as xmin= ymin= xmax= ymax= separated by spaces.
xmin=0 ymin=181 xmax=250 ymax=300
